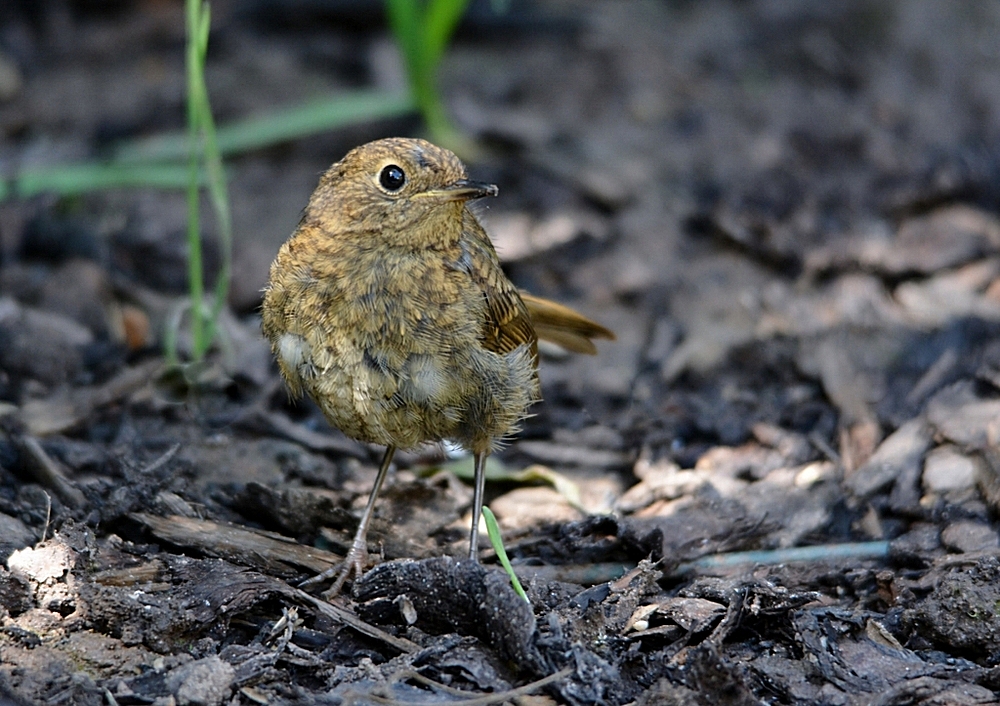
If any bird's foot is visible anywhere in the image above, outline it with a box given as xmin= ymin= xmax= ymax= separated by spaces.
xmin=298 ymin=542 xmax=368 ymax=599
xmin=323 ymin=550 xmax=366 ymax=599
xmin=323 ymin=539 xmax=369 ymax=599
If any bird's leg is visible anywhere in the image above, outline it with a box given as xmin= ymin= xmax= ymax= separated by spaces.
xmin=468 ymin=451 xmax=488 ymax=561
xmin=305 ymin=445 xmax=395 ymax=599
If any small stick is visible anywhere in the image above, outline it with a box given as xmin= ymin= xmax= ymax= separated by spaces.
xmin=139 ymin=442 xmax=181 ymax=475
xmin=20 ymin=435 xmax=87 ymax=509
xmin=343 ymin=667 xmax=574 ymax=706
xmin=673 ymin=541 xmax=890 ymax=576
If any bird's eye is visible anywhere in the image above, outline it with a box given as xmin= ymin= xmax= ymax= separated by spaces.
xmin=379 ymin=164 xmax=406 ymax=191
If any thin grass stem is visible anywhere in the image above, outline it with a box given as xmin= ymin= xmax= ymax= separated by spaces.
xmin=184 ymin=0 xmax=207 ymax=359
xmin=482 ymin=506 xmax=529 ymax=604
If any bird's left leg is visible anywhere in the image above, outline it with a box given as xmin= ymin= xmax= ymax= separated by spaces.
xmin=299 ymin=445 xmax=396 ymax=598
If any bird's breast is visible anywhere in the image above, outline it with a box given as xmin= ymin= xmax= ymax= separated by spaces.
xmin=267 ymin=239 xmax=525 ymax=448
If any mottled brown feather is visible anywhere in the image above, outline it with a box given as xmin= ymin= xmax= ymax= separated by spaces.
xmin=460 ymin=211 xmax=538 ymax=358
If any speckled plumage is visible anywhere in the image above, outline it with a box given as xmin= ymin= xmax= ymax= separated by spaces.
xmin=262 ymin=137 xmax=540 ymax=453
xmin=261 ymin=137 xmax=612 ymax=594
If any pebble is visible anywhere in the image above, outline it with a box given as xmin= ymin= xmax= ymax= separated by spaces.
xmin=490 ymin=486 xmax=583 ymax=531
xmin=941 ymin=521 xmax=999 ymax=553
xmin=0 ymin=297 xmax=92 ymax=387
xmin=7 ymin=541 xmax=74 ymax=584
xmin=922 ymin=445 xmax=979 ymax=494
xmin=927 ymin=382 xmax=1000 ymax=450
xmin=165 ymin=656 xmax=235 ymax=706
xmin=39 ymin=260 xmax=114 ymax=338
xmin=889 ymin=523 xmax=941 ymax=563
xmin=845 ymin=419 xmax=931 ymax=498
xmin=0 ymin=513 xmax=36 ymax=564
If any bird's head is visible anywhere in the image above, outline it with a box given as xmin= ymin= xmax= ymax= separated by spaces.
xmin=306 ymin=137 xmax=497 ymax=245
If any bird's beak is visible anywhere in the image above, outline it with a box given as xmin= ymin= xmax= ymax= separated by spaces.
xmin=426 ymin=179 xmax=499 ymax=202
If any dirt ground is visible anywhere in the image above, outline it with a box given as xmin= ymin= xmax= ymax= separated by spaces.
xmin=3 ymin=1 xmax=1000 ymax=704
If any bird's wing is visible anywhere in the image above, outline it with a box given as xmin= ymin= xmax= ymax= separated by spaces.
xmin=461 ymin=213 xmax=538 ymax=357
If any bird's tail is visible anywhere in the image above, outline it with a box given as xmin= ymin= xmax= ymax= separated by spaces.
xmin=520 ymin=292 xmax=615 ymax=355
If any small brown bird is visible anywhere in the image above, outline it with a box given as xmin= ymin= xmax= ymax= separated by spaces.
xmin=262 ymin=137 xmax=613 ymax=595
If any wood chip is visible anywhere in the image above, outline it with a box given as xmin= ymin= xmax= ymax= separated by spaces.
xmin=131 ymin=513 xmax=339 ymax=577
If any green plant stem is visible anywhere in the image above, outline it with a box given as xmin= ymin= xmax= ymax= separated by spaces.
xmin=185 ymin=0 xmax=206 ymax=359
xmin=482 ymin=506 xmax=529 ymax=604
xmin=181 ymin=0 xmax=233 ymax=362
xmin=423 ymin=0 xmax=470 ymax=74
xmin=385 ymin=0 xmax=471 ymax=149
xmin=196 ymin=23 xmax=231 ymax=352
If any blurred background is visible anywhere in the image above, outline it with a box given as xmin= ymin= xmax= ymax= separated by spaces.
xmin=3 ymin=2 xmax=1000 ymax=703
xmin=3 ymin=0 xmax=999 ymax=456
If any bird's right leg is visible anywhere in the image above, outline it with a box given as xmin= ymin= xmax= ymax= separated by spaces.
xmin=301 ymin=445 xmax=396 ymax=598
xmin=468 ymin=451 xmax=488 ymax=561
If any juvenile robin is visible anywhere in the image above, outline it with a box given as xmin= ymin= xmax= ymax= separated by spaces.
xmin=261 ymin=137 xmax=613 ymax=595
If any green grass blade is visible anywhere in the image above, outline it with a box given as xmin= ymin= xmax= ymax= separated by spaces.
xmin=3 ymin=163 xmax=198 ymax=198
xmin=196 ymin=2 xmax=211 ymax=58
xmin=4 ymin=91 xmax=413 ymax=199
xmin=385 ymin=0 xmax=423 ymax=84
xmin=383 ymin=0 xmax=472 ymax=152
xmin=114 ymin=91 xmax=415 ymax=164
xmin=424 ymin=0 xmax=472 ymax=70
xmin=482 ymin=506 xmax=529 ymax=604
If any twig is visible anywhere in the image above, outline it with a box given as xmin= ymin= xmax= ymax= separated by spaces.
xmin=131 ymin=513 xmax=341 ymax=575
xmin=139 ymin=443 xmax=181 ymax=475
xmin=42 ymin=491 xmax=51 ymax=542
xmin=397 ymin=667 xmax=572 ymax=703
xmin=292 ymin=588 xmax=420 ymax=655
xmin=906 ymin=347 xmax=958 ymax=406
xmin=19 ymin=359 xmax=162 ymax=436
xmin=240 ymin=408 xmax=369 ymax=459
xmin=343 ymin=667 xmax=573 ymax=706
xmin=672 ymin=541 xmax=890 ymax=576
xmin=266 ymin=606 xmax=299 ymax=653
xmin=808 ymin=432 xmax=841 ymax=465
xmin=19 ymin=436 xmax=87 ymax=508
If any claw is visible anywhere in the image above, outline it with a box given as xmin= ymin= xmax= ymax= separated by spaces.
xmin=323 ymin=536 xmax=369 ymax=597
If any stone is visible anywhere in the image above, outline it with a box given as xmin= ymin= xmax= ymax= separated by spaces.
xmin=922 ymin=446 xmax=978 ymax=494
xmin=941 ymin=521 xmax=999 ymax=554
xmin=165 ymin=656 xmax=235 ymax=706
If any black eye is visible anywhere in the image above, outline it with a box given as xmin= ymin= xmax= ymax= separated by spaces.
xmin=379 ymin=164 xmax=406 ymax=191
